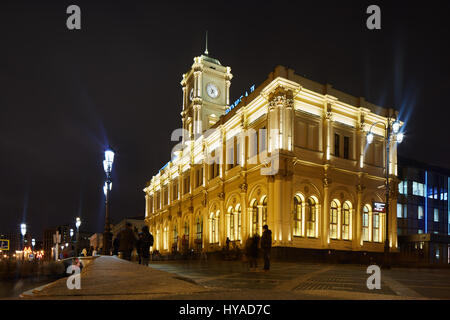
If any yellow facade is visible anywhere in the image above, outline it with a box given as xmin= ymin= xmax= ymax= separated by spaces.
xmin=144 ymin=55 xmax=400 ymax=255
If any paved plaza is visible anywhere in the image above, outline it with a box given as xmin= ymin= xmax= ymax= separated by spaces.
xmin=16 ymin=256 xmax=450 ymax=300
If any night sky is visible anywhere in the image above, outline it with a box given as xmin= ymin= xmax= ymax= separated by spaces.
xmin=1 ymin=1 xmax=449 ymax=239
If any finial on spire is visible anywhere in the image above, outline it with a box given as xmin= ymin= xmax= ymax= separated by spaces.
xmin=204 ymin=30 xmax=209 ymax=56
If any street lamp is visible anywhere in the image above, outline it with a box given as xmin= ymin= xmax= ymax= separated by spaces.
xmin=103 ymin=147 xmax=115 ymax=255
xmin=32 ymin=238 xmax=35 ymax=249
xmin=366 ymin=118 xmax=403 ymax=268
xmin=75 ymin=217 xmax=81 ymax=257
xmin=20 ymin=223 xmax=27 ymax=261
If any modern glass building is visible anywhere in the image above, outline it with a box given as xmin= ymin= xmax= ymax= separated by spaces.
xmin=397 ymin=156 xmax=450 ymax=264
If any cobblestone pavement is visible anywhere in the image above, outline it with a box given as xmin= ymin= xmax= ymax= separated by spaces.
xmin=148 ymin=259 xmax=450 ymax=299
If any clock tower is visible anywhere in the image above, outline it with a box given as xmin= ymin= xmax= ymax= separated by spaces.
xmin=180 ymin=49 xmax=232 ymax=141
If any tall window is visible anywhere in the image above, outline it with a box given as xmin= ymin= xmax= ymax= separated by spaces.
xmin=306 ymin=198 xmax=317 ymax=237
xmin=156 ymin=191 xmax=161 ymax=210
xmin=259 ymin=127 xmax=267 ymax=154
xmin=262 ymin=197 xmax=268 ymax=227
xmin=362 ymin=205 xmax=370 ymax=241
xmin=398 ymin=180 xmax=408 ymax=195
xmin=183 ymin=175 xmax=190 ymax=195
xmin=434 ymin=208 xmax=439 ymax=222
xmin=196 ymin=167 xmax=203 ymax=188
xmin=342 ymin=202 xmax=351 ymax=240
xmin=173 ymin=224 xmax=178 ymax=247
xmin=418 ymin=206 xmax=424 ymax=219
xmin=250 ymin=200 xmax=258 ymax=235
xmin=236 ymin=205 xmax=242 ymax=241
xmin=334 ymin=133 xmax=340 ymax=157
xmin=172 ymin=180 xmax=179 ymax=201
xmin=330 ymin=200 xmax=338 ymax=239
xmin=373 ymin=211 xmax=380 ymax=242
xmin=226 ymin=138 xmax=235 ymax=170
xmin=210 ymin=150 xmax=220 ymax=179
xmin=343 ymin=136 xmax=349 ymax=159
xmin=412 ymin=181 xmax=425 ymax=197
xmin=163 ymin=185 xmax=168 ymax=206
xmin=196 ymin=217 xmax=203 ymax=241
xmin=293 ymin=196 xmax=303 ymax=236
xmin=184 ymin=221 xmax=189 ymax=238
xmin=228 ymin=207 xmax=235 ymax=241
xmin=210 ymin=211 xmax=219 ymax=243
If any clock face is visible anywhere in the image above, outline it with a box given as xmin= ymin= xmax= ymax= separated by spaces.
xmin=189 ymin=88 xmax=194 ymax=101
xmin=206 ymin=83 xmax=219 ymax=99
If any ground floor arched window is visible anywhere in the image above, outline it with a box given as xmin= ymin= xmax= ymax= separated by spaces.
xmin=250 ymin=200 xmax=258 ymax=235
xmin=261 ymin=197 xmax=267 ymax=227
xmin=362 ymin=205 xmax=370 ymax=241
xmin=210 ymin=211 xmax=219 ymax=244
xmin=293 ymin=195 xmax=303 ymax=236
xmin=306 ymin=197 xmax=317 ymax=238
xmin=342 ymin=201 xmax=351 ymax=240
xmin=373 ymin=211 xmax=380 ymax=242
xmin=330 ymin=200 xmax=339 ymax=239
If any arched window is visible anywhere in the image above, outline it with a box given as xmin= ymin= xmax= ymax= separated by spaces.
xmin=373 ymin=210 xmax=380 ymax=242
xmin=293 ymin=196 xmax=303 ymax=236
xmin=262 ymin=197 xmax=268 ymax=227
xmin=173 ymin=224 xmax=178 ymax=250
xmin=342 ymin=202 xmax=351 ymax=240
xmin=196 ymin=217 xmax=203 ymax=240
xmin=250 ymin=200 xmax=258 ymax=235
xmin=306 ymin=197 xmax=317 ymax=238
xmin=210 ymin=211 xmax=219 ymax=243
xmin=184 ymin=221 xmax=189 ymax=238
xmin=330 ymin=200 xmax=339 ymax=239
xmin=362 ymin=205 xmax=370 ymax=242
xmin=228 ymin=206 xmax=235 ymax=241
xmin=163 ymin=226 xmax=168 ymax=250
xmin=236 ymin=204 xmax=242 ymax=241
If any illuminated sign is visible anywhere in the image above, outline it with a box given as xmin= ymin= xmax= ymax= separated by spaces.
xmin=0 ymin=239 xmax=9 ymax=251
xmin=225 ymin=84 xmax=255 ymax=115
xmin=373 ymin=202 xmax=386 ymax=213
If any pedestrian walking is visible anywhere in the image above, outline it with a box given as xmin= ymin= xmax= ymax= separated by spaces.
xmin=118 ymin=222 xmax=137 ymax=261
xmin=261 ymin=225 xmax=272 ymax=272
xmin=137 ymin=233 xmax=143 ymax=264
xmin=139 ymin=226 xmax=153 ymax=266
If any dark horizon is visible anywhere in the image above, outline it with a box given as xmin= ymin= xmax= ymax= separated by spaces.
xmin=1 ymin=0 xmax=450 ymax=240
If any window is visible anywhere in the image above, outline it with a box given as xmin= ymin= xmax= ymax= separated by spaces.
xmin=306 ymin=198 xmax=317 ymax=237
xmin=397 ymin=203 xmax=403 ymax=218
xmin=294 ymin=196 xmax=303 ymax=236
xmin=259 ymin=127 xmax=267 ymax=154
xmin=262 ymin=197 xmax=267 ymax=227
xmin=196 ymin=167 xmax=203 ymax=188
xmin=172 ymin=181 xmax=179 ymax=201
xmin=418 ymin=229 xmax=423 ymax=234
xmin=418 ymin=206 xmax=424 ymax=219
xmin=228 ymin=207 xmax=235 ymax=241
xmin=330 ymin=200 xmax=338 ymax=239
xmin=210 ymin=150 xmax=220 ymax=179
xmin=156 ymin=191 xmax=161 ymax=210
xmin=413 ymin=181 xmax=425 ymax=197
xmin=250 ymin=200 xmax=258 ymax=235
xmin=173 ymin=224 xmax=178 ymax=248
xmin=228 ymin=205 xmax=242 ymax=241
xmin=183 ymin=175 xmax=190 ymax=195
xmin=226 ymin=138 xmax=235 ymax=170
xmin=334 ymin=133 xmax=340 ymax=157
xmin=163 ymin=185 xmax=168 ymax=206
xmin=342 ymin=202 xmax=351 ymax=240
xmin=343 ymin=136 xmax=350 ymax=159
xmin=196 ymin=217 xmax=203 ymax=241
xmin=184 ymin=221 xmax=189 ymax=238
xmin=362 ymin=205 xmax=370 ymax=241
xmin=236 ymin=205 xmax=242 ymax=241
xmin=373 ymin=211 xmax=380 ymax=242
xmin=398 ymin=180 xmax=408 ymax=195
xmin=434 ymin=208 xmax=439 ymax=222
xmin=210 ymin=211 xmax=219 ymax=243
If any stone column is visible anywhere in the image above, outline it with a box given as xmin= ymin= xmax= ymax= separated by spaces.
xmin=240 ymin=183 xmax=248 ymax=245
xmin=354 ymin=182 xmax=365 ymax=250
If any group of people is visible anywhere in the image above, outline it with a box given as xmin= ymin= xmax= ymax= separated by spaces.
xmin=245 ymin=224 xmax=272 ymax=272
xmin=113 ymin=223 xmax=154 ymax=265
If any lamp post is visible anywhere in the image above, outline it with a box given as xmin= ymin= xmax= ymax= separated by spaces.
xmin=366 ymin=117 xmax=403 ymax=268
xmin=103 ymin=148 xmax=114 ymax=255
xmin=75 ymin=217 xmax=81 ymax=257
xmin=20 ymin=223 xmax=26 ymax=261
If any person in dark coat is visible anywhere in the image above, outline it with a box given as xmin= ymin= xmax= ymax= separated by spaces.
xmin=246 ymin=233 xmax=260 ymax=271
xmin=139 ymin=226 xmax=153 ymax=266
xmin=136 ymin=233 xmax=143 ymax=264
xmin=261 ymin=225 xmax=272 ymax=271
xmin=113 ymin=237 xmax=120 ymax=256
xmin=118 ymin=223 xmax=137 ymax=261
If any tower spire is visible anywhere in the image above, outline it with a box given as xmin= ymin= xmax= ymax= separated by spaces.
xmin=204 ymin=30 xmax=209 ymax=56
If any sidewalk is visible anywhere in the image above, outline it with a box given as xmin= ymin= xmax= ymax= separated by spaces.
xmin=19 ymin=256 xmax=209 ymax=300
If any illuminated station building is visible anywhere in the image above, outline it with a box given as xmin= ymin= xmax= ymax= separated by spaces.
xmin=144 ymin=51 xmax=402 ymax=257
